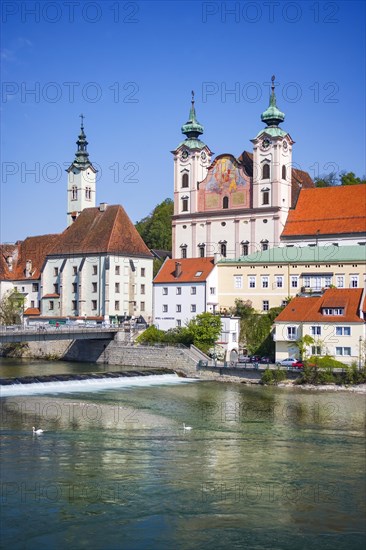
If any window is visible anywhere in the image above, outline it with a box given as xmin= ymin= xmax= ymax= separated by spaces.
xmin=32 ymin=283 xmax=39 ymax=292
xmin=181 ymin=246 xmax=187 ymax=259
xmin=336 ymin=275 xmax=344 ymax=288
xmin=92 ymin=282 xmax=97 ymax=293
xmin=262 ymin=191 xmax=269 ymax=205
xmin=191 ymin=304 xmax=196 ymax=312
xmin=223 ymin=196 xmax=229 ymax=209
xmin=176 ymin=287 xmax=182 ymax=295
xmin=276 ymin=276 xmax=284 ymax=288
xmin=261 ymin=276 xmax=269 ymax=288
xmin=92 ymin=300 xmax=97 ymax=310
xmin=31 ymin=300 xmax=35 ymax=308
xmin=49 ymin=300 xmax=54 ymax=310
xmin=115 ymin=282 xmax=120 ymax=293
xmin=115 ymin=301 xmax=120 ymax=311
xmin=210 ymin=287 xmax=215 ymax=295
xmin=311 ymin=326 xmax=321 ymax=336
xmin=282 ymin=165 xmax=287 ymax=180
xmin=335 ymin=347 xmax=351 ymax=356
xmin=287 ymin=326 xmax=297 ymax=340
xmin=350 ymin=275 xmax=358 ymax=288
xmin=198 ymin=245 xmax=205 ymax=258
xmin=234 ymin=276 xmax=243 ymax=289
xmin=141 ymin=267 xmax=145 ymax=277
xmin=176 ymin=319 xmax=182 ymax=327
xmin=141 ymin=284 xmax=145 ymax=295
xmin=249 ymin=276 xmax=256 ymax=288
xmin=191 ymin=287 xmax=196 ymax=295
xmin=195 ymin=271 xmax=203 ymax=277
xmin=176 ymin=304 xmax=182 ymax=312
xmin=182 ymin=197 xmax=188 ymax=212
xmin=54 ymin=283 xmax=59 ymax=294
xmin=335 ymin=326 xmax=351 ymax=336
xmin=220 ymin=243 xmax=227 ymax=257
xmin=291 ymin=276 xmax=298 ymax=288
xmin=85 ymin=186 xmax=91 ymax=200
xmin=93 ymin=265 xmax=97 ymax=275
xmin=115 ymin=265 xmax=120 ymax=275
xmin=163 ymin=287 xmax=168 ymax=295
xmin=262 ymin=164 xmax=270 ymax=179
xmin=324 ymin=275 xmax=332 ymax=288
xmin=182 ymin=173 xmax=189 ymax=188
xmin=263 ymin=300 xmax=269 ymax=311
xmin=311 ymin=346 xmax=322 ymax=355
xmin=140 ymin=302 xmax=145 ymax=312
xmin=72 ymin=282 xmax=77 ymax=293
xmin=73 ymin=266 xmax=78 ymax=275
xmin=71 ymin=185 xmax=78 ymax=200
xmin=163 ymin=305 xmax=168 ymax=313
xmin=261 ymin=240 xmax=269 ymax=251
xmin=323 ymin=308 xmax=344 ymax=315
xmin=72 ymin=300 xmax=77 ymax=310
xmin=54 ymin=267 xmax=59 ymax=276
xmin=303 ymin=276 xmax=310 ymax=288
xmin=242 ymin=242 xmax=249 ymax=256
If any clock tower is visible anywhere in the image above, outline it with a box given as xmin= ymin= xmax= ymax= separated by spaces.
xmin=251 ymin=76 xmax=294 ymax=215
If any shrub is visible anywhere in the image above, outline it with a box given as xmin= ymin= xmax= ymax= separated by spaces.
xmin=273 ymin=368 xmax=287 ymax=383
xmin=261 ymin=368 xmax=274 ymax=385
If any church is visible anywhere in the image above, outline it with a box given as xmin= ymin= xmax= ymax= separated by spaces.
xmin=172 ymin=77 xmax=314 ymax=260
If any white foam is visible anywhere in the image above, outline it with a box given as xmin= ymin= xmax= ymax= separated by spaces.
xmin=0 ymin=374 xmax=197 ymax=397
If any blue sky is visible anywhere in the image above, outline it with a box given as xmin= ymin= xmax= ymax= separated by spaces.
xmin=1 ymin=0 xmax=365 ymax=242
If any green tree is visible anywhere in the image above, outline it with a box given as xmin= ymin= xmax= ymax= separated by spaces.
xmin=135 ymin=198 xmax=173 ymax=251
xmin=314 ymin=170 xmax=366 ymax=187
xmin=186 ymin=313 xmax=222 ymax=353
xmin=295 ymin=335 xmax=315 ymax=360
xmin=0 ymin=290 xmax=25 ymax=325
xmin=135 ymin=325 xmax=165 ymax=345
xmin=339 ymin=171 xmax=366 ymax=185
xmin=314 ymin=171 xmax=338 ymax=187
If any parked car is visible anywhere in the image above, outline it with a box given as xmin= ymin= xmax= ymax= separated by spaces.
xmin=250 ymin=355 xmax=261 ymax=363
xmin=260 ymin=356 xmax=273 ymax=364
xmin=277 ymin=358 xmax=300 ymax=367
xmin=237 ymin=355 xmax=251 ymax=363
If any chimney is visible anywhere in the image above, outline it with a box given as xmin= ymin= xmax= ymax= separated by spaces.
xmin=25 ymin=259 xmax=32 ymax=278
xmin=99 ymin=202 xmax=108 ymax=212
xmin=175 ymin=261 xmax=182 ymax=278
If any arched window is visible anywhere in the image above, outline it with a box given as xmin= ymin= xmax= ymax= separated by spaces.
xmin=181 ymin=196 xmax=188 ymax=212
xmin=85 ymin=187 xmax=91 ymax=200
xmin=71 ymin=186 xmax=78 ymax=200
xmin=223 ymin=196 xmax=229 ymax=209
xmin=220 ymin=242 xmax=227 ymax=257
xmin=261 ymin=240 xmax=269 ymax=251
xmin=262 ymin=164 xmax=270 ymax=179
xmin=182 ymin=173 xmax=189 ymax=188
xmin=282 ymin=165 xmax=287 ymax=180
xmin=180 ymin=245 xmax=187 ymax=259
xmin=198 ymin=244 xmax=205 ymax=258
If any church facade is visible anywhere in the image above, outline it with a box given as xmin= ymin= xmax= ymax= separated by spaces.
xmin=172 ymin=80 xmax=314 ymax=260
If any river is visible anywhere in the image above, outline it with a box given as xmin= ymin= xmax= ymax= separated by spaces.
xmin=1 ymin=358 xmax=365 ymax=549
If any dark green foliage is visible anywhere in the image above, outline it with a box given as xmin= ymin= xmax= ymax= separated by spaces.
xmin=314 ymin=171 xmax=366 ymax=187
xmin=261 ymin=368 xmax=287 ymax=385
xmin=261 ymin=369 xmax=274 ymax=385
xmin=135 ymin=198 xmax=173 ymax=251
xmin=136 ymin=325 xmax=165 ymax=345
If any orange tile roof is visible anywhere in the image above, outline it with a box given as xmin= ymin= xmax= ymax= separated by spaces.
xmin=281 ymin=185 xmax=366 ymax=238
xmin=24 ymin=308 xmax=40 ymax=316
xmin=154 ymin=257 xmax=215 ymax=284
xmin=42 ymin=294 xmax=60 ymax=298
xmin=275 ymin=288 xmax=364 ymax=324
xmin=49 ymin=205 xmax=153 ymax=258
xmin=0 ymin=234 xmax=60 ymax=281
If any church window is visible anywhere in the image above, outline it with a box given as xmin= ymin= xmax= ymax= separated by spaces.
xmin=282 ymin=165 xmax=287 ymax=180
xmin=182 ymin=173 xmax=189 ymax=188
xmin=262 ymin=191 xmax=269 ymax=205
xmin=85 ymin=186 xmax=91 ymax=200
xmin=262 ymin=164 xmax=270 ymax=179
xmin=71 ymin=186 xmax=78 ymax=200
xmin=220 ymin=242 xmax=227 ymax=257
xmin=181 ymin=245 xmax=187 ymax=259
xmin=198 ymin=245 xmax=205 ymax=257
xmin=261 ymin=240 xmax=269 ymax=251
xmin=241 ymin=241 xmax=249 ymax=256
xmin=182 ymin=196 xmax=188 ymax=212
xmin=223 ymin=196 xmax=229 ymax=209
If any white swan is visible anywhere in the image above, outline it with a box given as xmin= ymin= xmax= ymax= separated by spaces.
xmin=32 ymin=427 xmax=44 ymax=435
xmin=183 ymin=423 xmax=192 ymax=431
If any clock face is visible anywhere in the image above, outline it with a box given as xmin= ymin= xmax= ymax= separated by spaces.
xmin=181 ymin=150 xmax=189 ymax=159
xmin=283 ymin=140 xmax=288 ymax=150
xmin=262 ymin=138 xmax=271 ymax=150
xmin=201 ymin=151 xmax=207 ymax=160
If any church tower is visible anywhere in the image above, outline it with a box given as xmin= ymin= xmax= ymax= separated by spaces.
xmin=251 ymin=76 xmax=294 ymax=215
xmin=66 ymin=115 xmax=97 ymax=226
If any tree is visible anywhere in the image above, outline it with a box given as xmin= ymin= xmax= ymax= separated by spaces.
xmin=0 ymin=290 xmax=25 ymax=325
xmin=135 ymin=198 xmax=173 ymax=251
xmin=295 ymin=335 xmax=315 ymax=360
xmin=314 ymin=171 xmax=338 ymax=187
xmin=186 ymin=313 xmax=222 ymax=353
xmin=339 ymin=171 xmax=366 ymax=185
xmin=314 ymin=170 xmax=366 ymax=187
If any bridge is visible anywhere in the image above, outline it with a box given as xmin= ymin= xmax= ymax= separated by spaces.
xmin=0 ymin=326 xmax=120 ymax=344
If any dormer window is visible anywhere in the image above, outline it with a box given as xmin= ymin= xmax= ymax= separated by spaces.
xmin=262 ymin=164 xmax=270 ymax=180
xmin=322 ymin=308 xmax=344 ymax=315
xmin=182 ymin=173 xmax=189 ymax=188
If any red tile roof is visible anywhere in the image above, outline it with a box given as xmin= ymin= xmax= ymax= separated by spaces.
xmin=49 ymin=205 xmax=153 ymax=258
xmin=275 ymin=288 xmax=364 ymax=324
xmin=281 ymin=185 xmax=366 ymax=238
xmin=0 ymin=234 xmax=60 ymax=281
xmin=24 ymin=308 xmax=40 ymax=316
xmin=42 ymin=294 xmax=60 ymax=298
xmin=154 ymin=257 xmax=215 ymax=284
xmin=238 ymin=151 xmax=314 ymax=206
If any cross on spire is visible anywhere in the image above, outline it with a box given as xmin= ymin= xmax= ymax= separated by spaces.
xmin=80 ymin=113 xmax=85 ymax=130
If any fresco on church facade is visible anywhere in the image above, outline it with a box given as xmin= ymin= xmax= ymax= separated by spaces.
xmin=198 ymin=156 xmax=250 ymax=211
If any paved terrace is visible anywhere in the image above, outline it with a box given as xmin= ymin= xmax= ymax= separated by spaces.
xmin=0 ymin=325 xmax=119 ymax=344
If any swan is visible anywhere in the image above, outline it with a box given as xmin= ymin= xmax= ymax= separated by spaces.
xmin=32 ymin=427 xmax=44 ymax=435
xmin=183 ymin=423 xmax=192 ymax=431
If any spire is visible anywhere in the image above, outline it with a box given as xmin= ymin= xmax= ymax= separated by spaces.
xmin=261 ymin=75 xmax=285 ymax=127
xmin=72 ymin=114 xmax=91 ymax=169
xmin=181 ymin=91 xmax=204 ymax=140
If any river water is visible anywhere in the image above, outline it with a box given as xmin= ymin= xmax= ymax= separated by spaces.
xmin=1 ymin=358 xmax=365 ymax=549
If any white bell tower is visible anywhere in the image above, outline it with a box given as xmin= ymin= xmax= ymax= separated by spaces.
xmin=66 ymin=115 xmax=97 ymax=226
